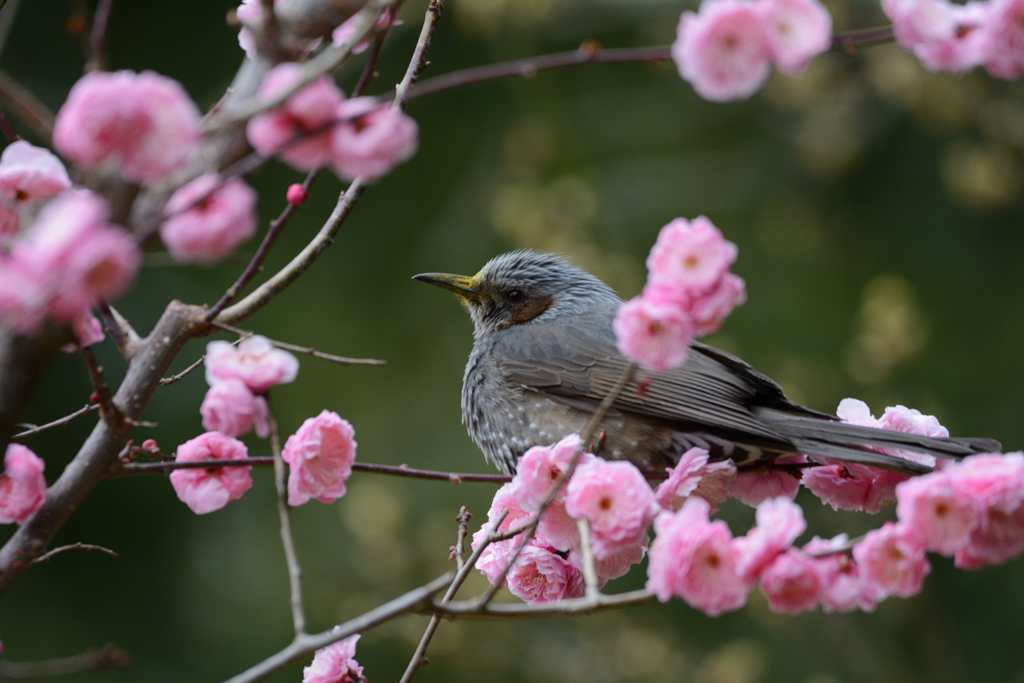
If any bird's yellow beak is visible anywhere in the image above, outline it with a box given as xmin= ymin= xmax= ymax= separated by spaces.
xmin=412 ymin=272 xmax=481 ymax=300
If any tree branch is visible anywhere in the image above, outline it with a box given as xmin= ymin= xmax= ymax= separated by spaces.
xmin=0 ymin=301 xmax=207 ymax=597
xmin=268 ymin=407 xmax=307 ymax=636
xmin=222 ymin=573 xmax=454 ymax=683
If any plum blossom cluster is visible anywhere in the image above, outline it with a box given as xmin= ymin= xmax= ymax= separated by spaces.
xmin=672 ymin=0 xmax=832 ymax=102
xmin=246 ymin=62 xmax=419 ymax=183
xmin=472 ymin=435 xmax=657 ymax=603
xmin=883 ymin=0 xmax=1024 ymax=76
xmin=0 ymin=444 xmax=47 ymax=525
xmin=0 ymin=179 xmax=139 ymax=342
xmin=613 ymin=216 xmax=746 ymax=372
xmin=649 ymin=449 xmax=1024 ymax=616
xmin=200 ymin=335 xmax=298 ymax=439
xmin=302 ymin=631 xmax=364 ymax=683
xmin=174 ymin=336 xmax=357 ymax=514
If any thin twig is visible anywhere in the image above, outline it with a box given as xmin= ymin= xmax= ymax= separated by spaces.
xmin=0 ymin=644 xmax=130 ymax=679
xmin=211 ymin=322 xmax=386 ymax=366
xmin=206 ymin=167 xmax=322 ymax=321
xmin=11 ymin=404 xmax=99 ymax=440
xmin=158 ymin=354 xmax=207 ymax=386
xmin=222 ymin=573 xmax=453 ymax=683
xmin=79 ymin=346 xmax=115 ymax=412
xmin=406 ymin=44 xmax=670 ymax=101
xmin=31 ymin=542 xmax=119 ymax=565
xmin=832 ymin=25 xmax=895 ymax=52
xmin=576 ymin=518 xmax=600 ymax=599
xmin=0 ymin=69 xmax=55 ymax=143
xmin=269 ymin=408 xmax=306 ymax=637
xmin=86 ymin=0 xmax=114 ymax=72
xmin=115 ymin=456 xmax=512 ymax=484
xmin=426 ymin=588 xmax=654 ymax=619
xmin=399 ymin=507 xmax=507 ymax=683
xmin=453 ymin=506 xmax=470 ymax=570
xmin=351 ymin=21 xmax=390 ymax=97
xmin=0 ymin=104 xmax=19 ymax=142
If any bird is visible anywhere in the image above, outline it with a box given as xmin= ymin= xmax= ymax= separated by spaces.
xmin=413 ymin=250 xmax=1000 ymax=477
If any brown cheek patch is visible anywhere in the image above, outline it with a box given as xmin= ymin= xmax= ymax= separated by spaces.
xmin=499 ymin=295 xmax=554 ymax=329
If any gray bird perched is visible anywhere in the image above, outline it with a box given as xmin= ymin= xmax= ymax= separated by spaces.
xmin=414 ymin=250 xmax=1000 ymax=476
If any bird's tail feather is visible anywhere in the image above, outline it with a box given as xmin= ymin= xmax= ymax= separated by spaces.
xmin=756 ymin=408 xmax=1002 ymax=474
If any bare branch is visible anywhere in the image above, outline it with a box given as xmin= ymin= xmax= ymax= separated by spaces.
xmin=0 ymin=69 xmax=55 ymax=143
xmin=31 ymin=542 xmax=119 ymax=565
xmin=116 ymin=456 xmax=512 ymax=484
xmin=0 ymin=643 xmax=130 ymax=679
xmin=11 ymin=403 xmax=99 ymax=441
xmin=0 ymin=301 xmax=206 ymax=596
xmin=222 ymin=573 xmax=453 ymax=683
xmin=426 ymin=588 xmax=654 ymax=619
xmin=400 ymin=507 xmax=507 ymax=683
xmin=576 ymin=518 xmax=600 ymax=599
xmin=211 ymin=322 xmax=386 ymax=366
xmin=269 ymin=408 xmax=307 ymax=637
xmin=206 ymin=167 xmax=322 ymax=321
xmin=86 ymin=0 xmax=115 ymax=72
xmin=98 ymin=302 xmax=142 ymax=360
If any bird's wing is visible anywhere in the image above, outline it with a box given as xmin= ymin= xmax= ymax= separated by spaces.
xmin=492 ymin=321 xmax=798 ymax=445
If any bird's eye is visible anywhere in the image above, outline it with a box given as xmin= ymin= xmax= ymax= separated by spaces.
xmin=506 ymin=290 xmax=524 ymax=303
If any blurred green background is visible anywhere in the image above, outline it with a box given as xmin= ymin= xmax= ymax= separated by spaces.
xmin=3 ymin=0 xmax=1024 ymax=681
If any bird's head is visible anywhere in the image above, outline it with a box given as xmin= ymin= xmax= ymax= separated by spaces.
xmin=414 ymin=250 xmax=620 ymax=339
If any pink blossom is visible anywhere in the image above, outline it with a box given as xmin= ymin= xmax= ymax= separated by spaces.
xmin=330 ymin=99 xmax=419 ymax=181
xmin=0 ymin=141 xmax=71 ymax=204
xmin=0 ymin=200 xmax=19 ymax=241
xmin=506 ymin=543 xmax=585 ymax=604
xmin=0 ymin=444 xmax=47 ymax=525
xmin=852 ymin=522 xmax=930 ymax=598
xmin=804 ymin=534 xmax=883 ymax=612
xmin=14 ymin=189 xmax=140 ymax=323
xmin=613 ymin=295 xmax=694 ymax=372
xmin=200 ymin=379 xmax=270 ymax=438
xmin=472 ymin=483 xmax=536 ymax=585
xmin=883 ymin=0 xmax=956 ymax=47
xmin=247 ymin=63 xmax=346 ymax=171
xmin=169 ymin=432 xmax=252 ymax=514
xmin=835 ymin=397 xmax=877 ymax=427
xmin=61 ymin=312 xmax=105 ymax=352
xmin=0 ymin=256 xmax=46 ymax=332
xmin=160 ymin=174 xmax=258 ymax=264
xmin=510 ymin=434 xmax=591 ymax=552
xmin=53 ymin=70 xmax=200 ymax=183
xmin=236 ymin=0 xmax=320 ymax=60
xmin=672 ymin=0 xmax=772 ymax=102
xmin=983 ymin=0 xmax=1024 ymax=78
xmin=564 ymin=459 xmax=659 ymax=560
xmin=756 ymin=0 xmax=832 ymax=74
xmin=802 ymin=462 xmax=906 ymax=513
xmin=684 ymin=272 xmax=747 ymax=336
xmin=948 ymin=453 xmax=1024 ymax=568
xmin=646 ymin=216 xmax=739 ymax=291
xmin=734 ymin=496 xmax=806 ymax=582
xmin=646 ymin=499 xmax=751 ymax=615
xmin=655 ymin=447 xmax=710 ymax=510
xmin=759 ymin=548 xmax=821 ymax=613
xmin=205 ymin=335 xmax=299 ymax=393
xmin=303 ymin=631 xmax=363 ymax=683
xmin=283 ymin=410 xmax=357 ymax=506
xmin=510 ymin=434 xmax=586 ymax=512
xmin=729 ymin=466 xmax=801 ymax=507
xmin=895 ymin=470 xmax=980 ymax=554
xmin=915 ymin=2 xmax=989 ymax=73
